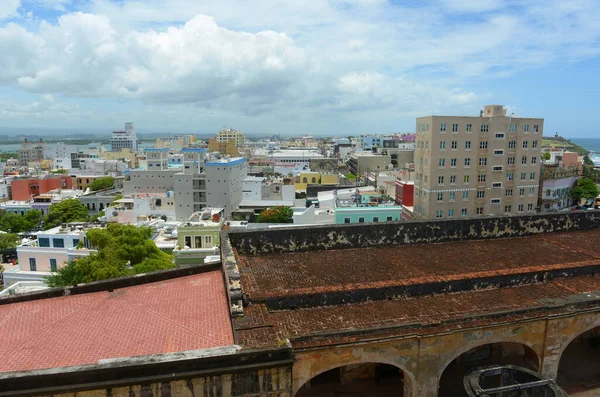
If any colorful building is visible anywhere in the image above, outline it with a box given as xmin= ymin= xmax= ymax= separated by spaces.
xmin=11 ymin=175 xmax=72 ymax=201
xmin=172 ymin=208 xmax=224 ymax=267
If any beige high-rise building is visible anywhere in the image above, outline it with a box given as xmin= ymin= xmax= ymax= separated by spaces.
xmin=216 ymin=127 xmax=245 ymax=148
xmin=414 ymin=105 xmax=543 ymax=219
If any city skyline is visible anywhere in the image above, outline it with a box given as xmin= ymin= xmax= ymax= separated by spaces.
xmin=0 ymin=0 xmax=599 ymax=137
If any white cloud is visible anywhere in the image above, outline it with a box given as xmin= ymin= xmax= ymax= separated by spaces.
xmin=439 ymin=0 xmax=505 ymax=13
xmin=0 ymin=0 xmax=20 ymax=19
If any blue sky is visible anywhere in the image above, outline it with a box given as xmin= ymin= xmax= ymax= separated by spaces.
xmin=0 ymin=0 xmax=599 ymax=137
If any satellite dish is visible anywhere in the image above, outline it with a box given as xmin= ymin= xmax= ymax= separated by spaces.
xmin=112 ymin=211 xmax=118 ymax=217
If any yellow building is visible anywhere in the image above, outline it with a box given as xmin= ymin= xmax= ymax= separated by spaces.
xmin=208 ymin=138 xmax=239 ymax=157
xmin=103 ymin=148 xmax=139 ymax=169
xmin=295 ymin=172 xmax=339 ymax=191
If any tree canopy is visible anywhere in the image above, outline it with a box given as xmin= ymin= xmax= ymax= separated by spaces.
xmin=571 ymin=178 xmax=600 ymax=202
xmin=0 ymin=209 xmax=42 ymax=233
xmin=88 ymin=177 xmax=115 ymax=191
xmin=46 ymin=223 xmax=174 ymax=287
xmin=0 ymin=233 xmax=21 ymax=250
xmin=43 ymin=199 xmax=89 ymax=230
xmin=256 ymin=206 xmax=293 ymax=223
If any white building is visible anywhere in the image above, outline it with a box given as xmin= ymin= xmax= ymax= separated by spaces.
xmin=270 ymin=150 xmax=324 ymax=169
xmin=5 ymin=225 xmax=95 ymax=288
xmin=110 ymin=122 xmax=138 ymax=152
xmin=105 ymin=192 xmax=177 ymax=225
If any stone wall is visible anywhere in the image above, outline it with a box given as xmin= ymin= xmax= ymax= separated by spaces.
xmin=228 ymin=211 xmax=600 ymax=256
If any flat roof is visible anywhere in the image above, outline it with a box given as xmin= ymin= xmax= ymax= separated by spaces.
xmin=0 ymin=271 xmax=233 ymax=373
xmin=205 ymin=157 xmax=246 ymax=167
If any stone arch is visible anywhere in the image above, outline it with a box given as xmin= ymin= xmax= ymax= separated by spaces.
xmin=293 ymin=344 xmax=417 ymax=397
xmin=437 ymin=341 xmax=540 ymax=397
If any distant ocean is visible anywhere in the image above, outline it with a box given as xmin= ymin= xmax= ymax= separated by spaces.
xmin=572 ymin=138 xmax=600 ymax=166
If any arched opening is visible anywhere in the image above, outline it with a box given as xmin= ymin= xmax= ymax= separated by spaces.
xmin=557 ymin=325 xmax=600 ymax=393
xmin=297 ymin=363 xmax=406 ymax=397
xmin=438 ymin=342 xmax=539 ymax=397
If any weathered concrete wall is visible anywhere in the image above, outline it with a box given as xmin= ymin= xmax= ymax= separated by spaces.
xmin=228 ymin=211 xmax=600 ymax=256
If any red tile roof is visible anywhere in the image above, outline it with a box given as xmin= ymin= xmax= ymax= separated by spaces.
xmin=0 ymin=271 xmax=233 ymax=373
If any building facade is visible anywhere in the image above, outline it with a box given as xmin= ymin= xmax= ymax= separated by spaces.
xmin=414 ymin=105 xmax=543 ymax=219
xmin=110 ymin=122 xmax=138 ymax=152
xmin=172 ymin=208 xmax=224 ymax=266
xmin=11 ymin=175 xmax=72 ymax=201
xmin=17 ymin=138 xmax=46 ymax=166
xmin=216 ymin=127 xmax=245 ymax=147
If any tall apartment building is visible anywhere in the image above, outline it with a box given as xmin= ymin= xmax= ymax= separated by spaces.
xmin=414 ymin=105 xmax=543 ymax=219
xmin=17 ymin=139 xmax=46 ymax=166
xmin=216 ymin=127 xmax=245 ymax=148
xmin=110 ymin=122 xmax=138 ymax=152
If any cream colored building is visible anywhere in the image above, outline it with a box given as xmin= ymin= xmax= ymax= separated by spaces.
xmin=414 ymin=105 xmax=543 ymax=219
xmin=216 ymin=128 xmax=245 ymax=147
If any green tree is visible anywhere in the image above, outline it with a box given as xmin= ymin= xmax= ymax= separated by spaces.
xmin=0 ymin=209 xmax=42 ymax=233
xmin=0 ymin=233 xmax=20 ymax=250
xmin=345 ymin=173 xmax=357 ymax=180
xmin=571 ymin=178 xmax=600 ymax=202
xmin=109 ymin=194 xmax=123 ymax=206
xmin=43 ymin=199 xmax=89 ymax=230
xmin=46 ymin=223 xmax=174 ymax=287
xmin=256 ymin=206 xmax=293 ymax=223
xmin=88 ymin=177 xmax=115 ymax=191
xmin=541 ymin=152 xmax=551 ymax=161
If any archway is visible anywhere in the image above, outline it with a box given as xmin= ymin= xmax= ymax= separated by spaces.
xmin=438 ymin=342 xmax=539 ymax=397
xmin=296 ymin=363 xmax=406 ymax=397
xmin=557 ymin=325 xmax=600 ymax=394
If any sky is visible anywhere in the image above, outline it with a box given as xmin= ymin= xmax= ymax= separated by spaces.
xmin=0 ymin=0 xmax=599 ymax=137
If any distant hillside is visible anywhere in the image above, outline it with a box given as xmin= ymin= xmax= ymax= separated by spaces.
xmin=542 ymin=135 xmax=589 ymax=155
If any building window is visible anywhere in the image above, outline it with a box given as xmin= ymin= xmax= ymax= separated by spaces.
xmin=437 ymin=192 xmax=443 ymax=201
xmin=529 ymin=187 xmax=535 ymax=195
xmin=358 ymin=217 xmax=365 ymax=223
xmin=507 ymin=172 xmax=514 ymax=181
xmin=533 ymin=125 xmax=539 ymax=133
xmin=479 ymin=158 xmax=487 ymax=166
xmin=519 ymin=188 xmax=525 ymax=196
xmin=436 ymin=210 xmax=443 ymax=218
xmin=478 ymin=174 xmax=486 ymax=182
xmin=528 ymin=203 xmax=533 ymax=211
xmin=493 ymin=149 xmax=504 ymax=156
xmin=520 ymin=172 xmax=527 ymax=180
xmin=476 ymin=207 xmax=483 ymax=215
xmin=344 ymin=218 xmax=350 ymax=224
xmin=440 ymin=123 xmax=446 ymax=132
xmin=508 ymin=140 xmax=516 ymax=149
xmin=449 ymin=192 xmax=456 ymax=201
xmin=451 ymin=141 xmax=457 ymax=149
xmin=480 ymin=124 xmax=489 ymax=132
xmin=522 ymin=140 xmax=528 ymax=149
xmin=465 ymin=141 xmax=471 ymax=149
xmin=523 ymin=124 xmax=530 ymax=132
xmin=531 ymin=157 xmax=537 ymax=164
xmin=387 ymin=216 xmax=393 ymax=221
xmin=494 ymin=133 xmax=505 ymax=139
xmin=493 ymin=165 xmax=503 ymax=172
xmin=504 ymin=205 xmax=512 ymax=213
xmin=518 ymin=204 xmax=524 ymax=212
xmin=490 ymin=198 xmax=501 ymax=205
xmin=438 ymin=176 xmax=444 ymax=184
xmin=509 ymin=124 xmax=517 ymax=132
xmin=477 ymin=190 xmax=485 ymax=198
xmin=492 ymin=182 xmax=502 ymax=188
xmin=450 ymin=175 xmax=456 ymax=184
xmin=29 ymin=258 xmax=37 ymax=271
xmin=439 ymin=158 xmax=445 ymax=167
xmin=53 ymin=238 xmax=64 ymax=248
xmin=466 ymin=124 xmax=472 ymax=132
xmin=452 ymin=123 xmax=458 ymax=132
xmin=507 ymin=157 xmax=515 ymax=165
xmin=461 ymin=208 xmax=468 ymax=216
xmin=522 ymin=155 xmax=527 ymax=164
xmin=50 ymin=259 xmax=57 ymax=272
xmin=185 ymin=236 xmax=192 ymax=248
xmin=372 ymin=217 xmax=379 ymax=222
xmin=530 ymin=172 xmax=536 ymax=180
xmin=505 ymin=189 xmax=513 ymax=197
xmin=450 ymin=158 xmax=457 ymax=167
xmin=73 ymin=239 xmax=80 ymax=247
xmin=480 ymin=141 xmax=488 ymax=149
xmin=532 ymin=140 xmax=538 ymax=148
xmin=464 ymin=175 xmax=470 ymax=183
xmin=38 ymin=238 xmax=50 ymax=247
xmin=448 ymin=209 xmax=455 ymax=217
xmin=465 ymin=158 xmax=471 ymax=166
xmin=462 ymin=191 xmax=469 ymax=200
xmin=440 ymin=141 xmax=446 ymax=149
xmin=204 ymin=235 xmax=212 ymax=247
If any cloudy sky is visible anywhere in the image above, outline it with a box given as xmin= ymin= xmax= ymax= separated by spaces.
xmin=0 ymin=0 xmax=599 ymax=137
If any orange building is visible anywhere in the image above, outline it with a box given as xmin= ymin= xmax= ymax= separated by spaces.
xmin=11 ymin=175 xmax=73 ymax=201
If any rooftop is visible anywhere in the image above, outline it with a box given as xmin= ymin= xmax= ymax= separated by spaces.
xmin=182 ymin=208 xmax=224 ymax=227
xmin=0 ymin=271 xmax=233 ymax=373
xmin=232 ymin=227 xmax=600 ymax=348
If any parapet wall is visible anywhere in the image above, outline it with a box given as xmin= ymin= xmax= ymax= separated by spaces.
xmin=228 ymin=211 xmax=600 ymax=256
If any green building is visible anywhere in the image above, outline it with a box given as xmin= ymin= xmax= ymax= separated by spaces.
xmin=173 ymin=208 xmax=224 ymax=267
